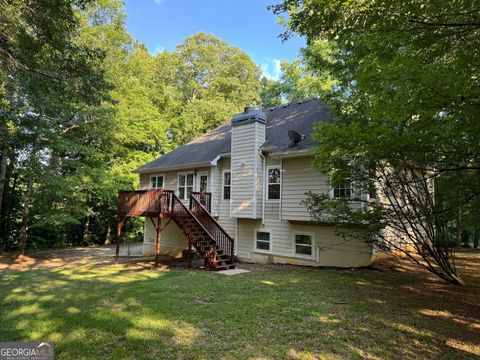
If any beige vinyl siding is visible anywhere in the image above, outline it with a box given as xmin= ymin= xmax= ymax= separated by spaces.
xmin=281 ymin=156 xmax=330 ymax=221
xmin=139 ymin=171 xmax=178 ymax=191
xmin=235 ymin=154 xmax=372 ymax=267
xmin=138 ymin=155 xmax=372 ymax=267
xmin=143 ymin=217 xmax=187 ymax=256
xmin=236 ymin=218 xmax=372 ymax=267
xmin=230 ymin=121 xmax=264 ymax=218
xmin=212 ymin=158 xmax=236 ymax=237
xmin=254 ymin=123 xmax=265 ymax=219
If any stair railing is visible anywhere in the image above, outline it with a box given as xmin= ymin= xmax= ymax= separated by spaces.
xmin=169 ymin=192 xmax=217 ymax=266
xmin=190 ymin=192 xmax=212 ymax=213
xmin=189 ymin=194 xmax=234 ymax=265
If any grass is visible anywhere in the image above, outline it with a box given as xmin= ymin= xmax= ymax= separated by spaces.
xmin=0 ymin=251 xmax=479 ymax=359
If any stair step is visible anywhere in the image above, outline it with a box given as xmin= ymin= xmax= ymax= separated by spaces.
xmin=172 ymin=206 xmax=234 ymax=272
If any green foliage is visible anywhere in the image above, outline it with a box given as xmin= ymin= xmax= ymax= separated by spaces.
xmin=0 ymin=1 xmax=263 ymax=251
xmin=272 ymin=0 xmax=480 ymax=283
xmin=259 ymin=40 xmax=336 ymax=107
xmin=165 ymin=33 xmax=261 ymax=145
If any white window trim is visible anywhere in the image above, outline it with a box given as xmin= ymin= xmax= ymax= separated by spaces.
xmin=222 ymin=170 xmax=231 ymax=201
xmin=177 ymin=171 xmax=195 ymax=200
xmin=292 ymin=231 xmax=315 ymax=259
xmin=254 ymin=228 xmax=272 ymax=254
xmin=267 ymin=165 xmax=281 ymax=202
xmin=329 ymin=178 xmax=353 ymax=199
xmin=149 ymin=174 xmax=165 ymax=189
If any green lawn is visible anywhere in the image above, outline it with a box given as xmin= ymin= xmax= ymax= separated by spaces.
xmin=0 ymin=252 xmax=479 ymax=359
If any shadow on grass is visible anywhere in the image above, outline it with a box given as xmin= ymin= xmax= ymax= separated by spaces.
xmin=0 ymin=252 xmax=479 ymax=359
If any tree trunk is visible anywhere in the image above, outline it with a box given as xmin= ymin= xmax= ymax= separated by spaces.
xmin=0 ymin=148 xmax=8 ymax=219
xmin=103 ymin=225 xmax=112 ymax=245
xmin=2 ymin=171 xmax=17 ymax=252
xmin=82 ymin=216 xmax=91 ymax=244
xmin=456 ymin=208 xmax=462 ymax=248
xmin=474 ymin=226 xmax=480 ymax=249
xmin=18 ymin=173 xmax=33 ymax=255
xmin=0 ymin=155 xmax=11 ymax=253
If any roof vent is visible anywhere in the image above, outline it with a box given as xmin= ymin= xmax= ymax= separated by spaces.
xmin=288 ymin=130 xmax=305 ymax=147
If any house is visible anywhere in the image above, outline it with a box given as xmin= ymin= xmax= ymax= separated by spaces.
xmin=120 ymin=98 xmax=373 ymax=269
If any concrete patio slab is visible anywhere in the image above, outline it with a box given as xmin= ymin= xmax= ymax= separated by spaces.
xmin=216 ymin=268 xmax=251 ymax=276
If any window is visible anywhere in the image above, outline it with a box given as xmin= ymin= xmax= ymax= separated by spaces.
xmin=223 ymin=171 xmax=231 ymax=200
xmin=255 ymin=230 xmax=271 ymax=252
xmin=178 ymin=172 xmax=194 ymax=199
xmin=332 ymin=180 xmax=352 ymax=198
xmin=293 ymin=232 xmax=314 ymax=256
xmin=199 ymin=174 xmax=208 ymax=192
xmin=267 ymin=166 xmax=281 ymax=200
xmin=150 ymin=175 xmax=164 ymax=189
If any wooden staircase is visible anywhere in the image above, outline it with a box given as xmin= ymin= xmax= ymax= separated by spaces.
xmin=116 ymin=189 xmax=235 ymax=270
xmin=169 ymin=192 xmax=235 ymax=271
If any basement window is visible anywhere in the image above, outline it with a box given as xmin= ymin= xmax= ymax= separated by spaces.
xmin=255 ymin=230 xmax=271 ymax=252
xmin=293 ymin=232 xmax=314 ymax=257
xmin=223 ymin=171 xmax=231 ymax=200
xmin=267 ymin=166 xmax=281 ymax=200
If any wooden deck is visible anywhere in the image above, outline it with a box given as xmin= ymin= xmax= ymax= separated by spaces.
xmin=118 ymin=189 xmax=211 ymax=218
xmin=118 ymin=189 xmax=171 ymax=218
xmin=116 ymin=189 xmax=233 ymax=270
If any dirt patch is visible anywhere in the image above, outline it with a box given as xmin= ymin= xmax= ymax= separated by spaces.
xmin=0 ymin=247 xmax=114 ymax=272
xmin=0 ymin=245 xmax=214 ymax=272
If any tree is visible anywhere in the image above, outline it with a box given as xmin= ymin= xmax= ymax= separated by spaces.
xmin=166 ymin=33 xmax=262 ymax=145
xmin=0 ymin=0 xmax=110 ymax=252
xmin=259 ymin=40 xmax=336 ymax=107
xmin=1 ymin=2 xmax=265 ymax=253
xmin=272 ymin=0 xmax=480 ymax=284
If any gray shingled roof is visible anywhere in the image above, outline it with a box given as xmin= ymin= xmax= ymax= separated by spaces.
xmin=134 ymin=98 xmax=332 ymax=173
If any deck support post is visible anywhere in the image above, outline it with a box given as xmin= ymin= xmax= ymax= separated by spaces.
xmin=154 ymin=216 xmax=162 ymax=267
xmin=115 ymin=219 xmax=124 ymax=264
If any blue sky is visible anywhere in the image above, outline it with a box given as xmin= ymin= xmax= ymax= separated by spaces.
xmin=123 ymin=0 xmax=306 ymax=80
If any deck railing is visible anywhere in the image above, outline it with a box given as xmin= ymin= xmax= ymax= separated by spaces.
xmin=118 ymin=189 xmax=173 ymax=217
xmin=189 ymin=194 xmax=234 ymax=264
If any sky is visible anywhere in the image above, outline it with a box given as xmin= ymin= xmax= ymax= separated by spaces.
xmin=123 ymin=0 xmax=306 ymax=80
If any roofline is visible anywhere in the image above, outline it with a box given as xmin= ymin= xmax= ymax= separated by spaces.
xmin=133 ymin=153 xmax=232 ymax=174
xmin=133 ymin=161 xmax=213 ymax=174
xmin=133 ymin=148 xmax=313 ymax=174
xmin=269 ymin=148 xmax=314 ymax=159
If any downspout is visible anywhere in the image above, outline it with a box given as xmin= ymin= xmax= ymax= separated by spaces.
xmin=259 ymin=150 xmax=266 ymax=225
xmin=279 ymin=158 xmax=283 ymax=221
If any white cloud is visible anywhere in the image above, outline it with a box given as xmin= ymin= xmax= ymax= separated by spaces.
xmin=260 ymin=58 xmax=283 ymax=81
xmin=152 ymin=45 xmax=165 ymax=54
xmin=153 ymin=0 xmax=165 ymax=4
